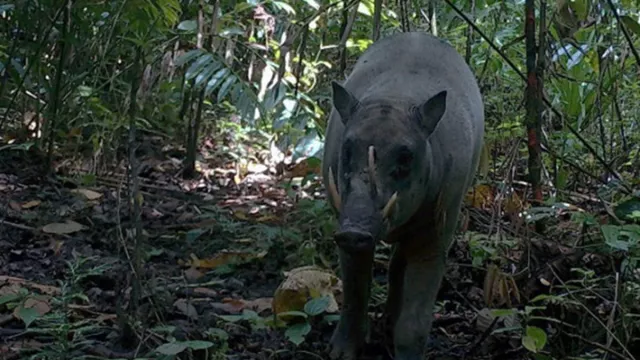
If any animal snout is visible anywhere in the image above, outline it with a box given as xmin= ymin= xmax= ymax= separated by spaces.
xmin=334 ymin=229 xmax=375 ymax=252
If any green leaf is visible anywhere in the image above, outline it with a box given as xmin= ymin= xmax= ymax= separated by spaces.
xmin=16 ymin=306 xmax=40 ymax=328
xmin=175 ymin=49 xmax=204 ymax=67
xmin=276 ymin=310 xmax=309 ymax=319
xmin=304 ymin=295 xmax=331 ymax=316
xmin=155 ymin=342 xmax=188 ymax=355
xmin=205 ymin=68 xmax=231 ymax=96
xmin=569 ymin=0 xmax=589 ymax=21
xmin=182 ymin=340 xmax=214 ymax=350
xmin=271 ymin=1 xmax=296 ymax=15
xmin=522 ymin=326 xmax=547 ymax=353
xmin=186 ymin=54 xmax=214 ymax=80
xmin=178 ymin=20 xmax=197 ymax=32
xmin=0 ymin=293 xmax=20 ymax=306
xmin=490 ymin=308 xmax=517 ymax=317
xmin=285 ymin=322 xmax=311 ymax=345
xmin=186 ymin=229 xmax=205 ymax=243
xmin=217 ymin=314 xmax=245 ymax=322
xmin=217 ymin=75 xmax=237 ymax=102
xmin=621 ymin=15 xmax=640 ymax=37
xmin=323 ymin=314 xmax=341 ymax=323
xmin=601 ymin=225 xmax=629 ymax=251
xmin=77 ymin=85 xmax=94 ymax=97
xmin=614 ymin=197 xmax=640 ymax=222
xmin=195 ymin=61 xmax=222 ymax=87
xmin=301 ymin=0 xmax=320 ymax=9
xmin=207 ymin=327 xmax=229 ymax=340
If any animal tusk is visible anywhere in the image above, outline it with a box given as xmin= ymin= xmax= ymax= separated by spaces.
xmin=368 ymin=145 xmax=377 ymax=194
xmin=328 ymin=167 xmax=342 ymax=211
xmin=382 ymin=192 xmax=398 ymax=219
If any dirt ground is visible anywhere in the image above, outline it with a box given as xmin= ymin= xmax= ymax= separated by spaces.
xmin=0 ymin=140 xmax=620 ymax=360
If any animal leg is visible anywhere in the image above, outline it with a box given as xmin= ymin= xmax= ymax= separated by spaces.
xmin=385 ymin=243 xmax=405 ymax=333
xmin=329 ymin=248 xmax=374 ymax=359
xmin=393 ymin=202 xmax=462 ymax=360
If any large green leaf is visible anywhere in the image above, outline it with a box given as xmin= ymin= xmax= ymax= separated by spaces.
xmin=186 ymin=54 xmax=214 ymax=80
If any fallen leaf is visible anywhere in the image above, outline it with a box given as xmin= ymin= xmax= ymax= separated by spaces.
xmin=503 ymin=191 xmax=525 ymax=215
xmin=246 ymin=297 xmax=273 ymax=313
xmin=186 ymin=251 xmax=263 ymax=269
xmin=49 ymin=239 xmax=64 ymax=256
xmin=0 ymin=276 xmax=60 ymax=296
xmin=193 ymin=287 xmax=218 ymax=297
xmin=21 ymin=200 xmax=41 ymax=209
xmin=71 ymin=188 xmax=103 ymax=200
xmin=184 ymin=267 xmax=204 ymax=282
xmin=17 ymin=297 xmax=51 ymax=316
xmin=273 ymin=266 xmax=342 ymax=321
xmin=283 ymin=157 xmax=321 ymax=179
xmin=42 ymin=220 xmax=85 ymax=234
xmin=0 ymin=283 xmax=23 ymax=297
xmin=0 ymin=340 xmax=44 ymax=358
xmin=465 ymin=184 xmax=494 ymax=209
xmin=256 ymin=214 xmax=278 ymax=222
xmin=232 ymin=210 xmax=249 ymax=220
xmin=174 ymin=298 xmax=198 ymax=319
xmin=9 ymin=201 xmax=21 ymax=211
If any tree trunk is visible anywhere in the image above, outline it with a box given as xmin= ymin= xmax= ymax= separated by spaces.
xmin=524 ymin=0 xmax=544 ymax=226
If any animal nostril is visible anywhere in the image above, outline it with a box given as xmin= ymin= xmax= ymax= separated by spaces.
xmin=334 ymin=230 xmax=374 ymax=252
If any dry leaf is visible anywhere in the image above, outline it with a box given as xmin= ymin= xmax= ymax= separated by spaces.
xmin=283 ymin=158 xmax=321 ymax=179
xmin=503 ymin=191 xmax=525 ymax=215
xmin=0 ymin=340 xmax=44 ymax=358
xmin=13 ymin=296 xmax=52 ymax=322
xmin=0 ymin=276 xmax=60 ymax=296
xmin=246 ymin=297 xmax=273 ymax=313
xmin=475 ymin=308 xmax=495 ymax=332
xmin=49 ymin=240 xmax=64 ymax=256
xmin=71 ymin=188 xmax=103 ymax=200
xmin=174 ymin=298 xmax=198 ymax=319
xmin=21 ymin=200 xmax=41 ymax=209
xmin=9 ymin=201 xmax=21 ymax=211
xmin=184 ymin=267 xmax=204 ymax=282
xmin=465 ymin=184 xmax=494 ymax=209
xmin=273 ymin=266 xmax=342 ymax=321
xmin=42 ymin=220 xmax=84 ymax=234
xmin=0 ymin=283 xmax=23 ymax=297
xmin=193 ymin=287 xmax=218 ymax=297
xmin=186 ymin=251 xmax=264 ymax=269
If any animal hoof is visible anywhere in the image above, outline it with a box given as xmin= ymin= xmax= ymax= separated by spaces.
xmin=328 ymin=329 xmax=361 ymax=360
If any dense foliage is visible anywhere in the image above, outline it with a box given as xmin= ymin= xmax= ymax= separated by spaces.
xmin=1 ymin=0 xmax=640 ymax=359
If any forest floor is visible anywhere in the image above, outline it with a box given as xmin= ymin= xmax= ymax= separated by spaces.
xmin=0 ymin=133 xmax=630 ymax=360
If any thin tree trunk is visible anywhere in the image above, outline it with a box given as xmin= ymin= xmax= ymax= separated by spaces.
xmin=45 ymin=0 xmax=71 ymax=175
xmin=183 ymin=0 xmax=207 ymax=178
xmin=524 ymin=0 xmax=544 ymax=214
xmin=372 ymin=0 xmax=382 ymax=41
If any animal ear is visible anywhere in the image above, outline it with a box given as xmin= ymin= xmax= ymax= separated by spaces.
xmin=331 ymin=81 xmax=360 ymax=124
xmin=415 ymin=90 xmax=447 ymax=136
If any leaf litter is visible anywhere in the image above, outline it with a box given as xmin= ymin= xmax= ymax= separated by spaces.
xmin=0 ymin=134 xmax=636 ymax=360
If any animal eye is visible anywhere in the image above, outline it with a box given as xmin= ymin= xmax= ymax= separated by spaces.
xmin=397 ymin=148 xmax=413 ymax=166
xmin=392 ymin=147 xmax=413 ymax=180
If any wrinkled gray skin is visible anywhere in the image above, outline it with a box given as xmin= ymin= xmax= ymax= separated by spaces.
xmin=321 ymin=32 xmax=484 ymax=359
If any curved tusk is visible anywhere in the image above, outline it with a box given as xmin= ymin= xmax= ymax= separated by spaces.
xmin=327 ymin=167 xmax=342 ymax=211
xmin=382 ymin=192 xmax=398 ymax=219
xmin=368 ymin=145 xmax=377 ymax=194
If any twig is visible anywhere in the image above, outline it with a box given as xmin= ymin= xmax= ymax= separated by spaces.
xmin=564 ymin=332 xmax=632 ymax=360
xmin=443 ymin=0 xmax=632 ymax=194
xmin=0 ymin=219 xmax=36 ymax=232
xmin=86 ymin=343 xmax=136 ymax=359
xmin=464 ymin=316 xmax=499 ymax=357
xmin=606 ymin=0 xmax=640 ymax=70
xmin=547 ymin=265 xmax=635 ymax=359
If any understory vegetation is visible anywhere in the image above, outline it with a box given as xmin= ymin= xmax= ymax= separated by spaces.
xmin=1 ymin=0 xmax=640 ymax=359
